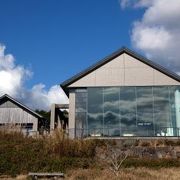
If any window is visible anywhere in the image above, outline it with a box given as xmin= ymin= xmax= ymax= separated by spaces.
xmin=136 ymin=87 xmax=154 ymax=136
xmin=75 ymin=89 xmax=87 ymax=137
xmin=75 ymin=86 xmax=180 ymax=137
xmin=104 ymin=87 xmax=120 ymax=136
xmin=169 ymin=86 xmax=180 ymax=136
xmin=154 ymin=87 xmax=171 ymax=136
xmin=120 ymin=87 xmax=136 ymax=136
xmin=88 ymin=88 xmax=103 ymax=136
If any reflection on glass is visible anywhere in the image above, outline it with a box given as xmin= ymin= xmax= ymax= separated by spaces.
xmin=169 ymin=86 xmax=180 ymax=136
xmin=88 ymin=88 xmax=103 ymax=136
xmin=75 ymin=90 xmax=87 ymax=113
xmin=104 ymin=87 xmax=120 ymax=136
xmin=120 ymin=87 xmax=136 ymax=136
xmin=75 ymin=112 xmax=87 ymax=138
xmin=137 ymin=87 xmax=154 ymax=136
xmin=154 ymin=87 xmax=171 ymax=136
xmin=75 ymin=89 xmax=87 ymax=137
xmin=75 ymin=86 xmax=180 ymax=137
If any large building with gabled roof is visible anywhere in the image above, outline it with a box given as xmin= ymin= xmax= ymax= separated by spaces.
xmin=61 ymin=47 xmax=180 ymax=138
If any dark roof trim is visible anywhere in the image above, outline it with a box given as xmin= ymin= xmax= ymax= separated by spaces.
xmin=61 ymin=47 xmax=180 ymax=95
xmin=0 ymin=94 xmax=43 ymax=118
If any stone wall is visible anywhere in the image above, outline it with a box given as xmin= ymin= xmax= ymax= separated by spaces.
xmin=96 ymin=139 xmax=180 ymax=159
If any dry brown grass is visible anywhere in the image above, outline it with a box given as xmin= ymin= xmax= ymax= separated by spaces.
xmin=1 ymin=168 xmax=180 ymax=179
xmin=66 ymin=167 xmax=180 ymax=180
xmin=1 ymin=130 xmax=180 ymax=179
xmin=46 ymin=129 xmax=98 ymax=158
xmin=0 ymin=175 xmax=27 ymax=179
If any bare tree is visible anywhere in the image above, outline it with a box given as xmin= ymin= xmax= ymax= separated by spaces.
xmin=96 ymin=142 xmax=131 ymax=176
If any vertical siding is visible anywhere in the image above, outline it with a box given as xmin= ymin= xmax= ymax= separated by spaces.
xmin=0 ymin=100 xmax=38 ymax=131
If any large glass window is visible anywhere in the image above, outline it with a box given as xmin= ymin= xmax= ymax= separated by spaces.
xmin=75 ymin=89 xmax=87 ymax=137
xmin=104 ymin=87 xmax=120 ymax=137
xmin=136 ymin=87 xmax=154 ymax=136
xmin=154 ymin=87 xmax=171 ymax=136
xmin=88 ymin=88 xmax=103 ymax=136
xmin=169 ymin=86 xmax=180 ymax=136
xmin=120 ymin=87 xmax=137 ymax=136
xmin=75 ymin=86 xmax=180 ymax=137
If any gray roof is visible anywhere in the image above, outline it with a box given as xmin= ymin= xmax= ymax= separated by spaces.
xmin=61 ymin=47 xmax=180 ymax=95
xmin=0 ymin=94 xmax=43 ymax=118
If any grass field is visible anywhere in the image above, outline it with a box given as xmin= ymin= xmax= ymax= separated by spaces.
xmin=1 ymin=168 xmax=180 ymax=179
xmin=67 ymin=167 xmax=180 ymax=180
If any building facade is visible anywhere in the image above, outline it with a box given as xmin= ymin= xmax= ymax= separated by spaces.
xmin=0 ymin=94 xmax=43 ymax=134
xmin=61 ymin=47 xmax=180 ymax=138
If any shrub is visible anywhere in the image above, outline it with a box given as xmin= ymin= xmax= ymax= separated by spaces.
xmin=0 ymin=130 xmax=97 ymax=176
xmin=1 ymin=130 xmax=180 ymax=176
xmin=122 ymin=158 xmax=180 ymax=168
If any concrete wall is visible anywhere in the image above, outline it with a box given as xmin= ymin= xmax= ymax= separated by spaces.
xmin=69 ymin=53 xmax=180 ymax=87
xmin=68 ymin=90 xmax=75 ymax=138
xmin=50 ymin=104 xmax=56 ymax=131
xmin=0 ymin=100 xmax=38 ymax=131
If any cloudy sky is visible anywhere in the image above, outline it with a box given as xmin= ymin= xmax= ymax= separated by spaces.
xmin=0 ymin=0 xmax=180 ymax=110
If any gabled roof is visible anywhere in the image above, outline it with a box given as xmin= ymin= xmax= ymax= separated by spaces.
xmin=0 ymin=94 xmax=43 ymax=118
xmin=61 ymin=47 xmax=180 ymax=95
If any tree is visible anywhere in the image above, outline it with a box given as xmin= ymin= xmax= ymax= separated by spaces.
xmin=35 ymin=110 xmax=50 ymax=130
xmin=96 ymin=142 xmax=131 ymax=176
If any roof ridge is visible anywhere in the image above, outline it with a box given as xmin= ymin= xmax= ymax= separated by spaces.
xmin=60 ymin=46 xmax=180 ymax=95
xmin=0 ymin=94 xmax=43 ymax=118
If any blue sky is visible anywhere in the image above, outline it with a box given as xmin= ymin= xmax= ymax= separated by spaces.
xmin=0 ymin=0 xmax=180 ymax=110
xmin=0 ymin=0 xmax=143 ymax=88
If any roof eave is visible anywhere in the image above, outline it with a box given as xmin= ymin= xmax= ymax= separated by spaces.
xmin=60 ymin=47 xmax=180 ymax=96
xmin=0 ymin=94 xmax=43 ymax=118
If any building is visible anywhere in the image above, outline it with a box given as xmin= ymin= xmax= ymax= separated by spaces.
xmin=50 ymin=103 xmax=69 ymax=131
xmin=61 ymin=47 xmax=180 ymax=138
xmin=0 ymin=94 xmax=44 ymax=135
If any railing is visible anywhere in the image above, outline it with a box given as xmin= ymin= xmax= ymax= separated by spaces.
xmin=66 ymin=127 xmax=180 ymax=139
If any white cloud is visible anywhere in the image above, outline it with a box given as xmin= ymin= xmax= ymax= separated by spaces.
xmin=24 ymin=84 xmax=69 ymax=110
xmin=119 ymin=0 xmax=130 ymax=9
xmin=132 ymin=25 xmax=172 ymax=50
xmin=134 ymin=0 xmax=154 ymax=8
xmin=0 ymin=44 xmax=68 ymax=110
xmin=119 ymin=0 xmax=153 ymax=9
xmin=0 ymin=44 xmax=31 ymax=97
xmin=120 ymin=0 xmax=180 ymax=73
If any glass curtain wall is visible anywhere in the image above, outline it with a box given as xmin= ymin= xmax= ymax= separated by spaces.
xmin=120 ymin=87 xmax=136 ymax=136
xmin=104 ymin=88 xmax=120 ymax=136
xmin=75 ymin=89 xmax=87 ymax=138
xmin=75 ymin=86 xmax=180 ymax=137
xmin=153 ymin=87 xmax=171 ymax=136
xmin=136 ymin=87 xmax=154 ymax=136
xmin=88 ymin=88 xmax=103 ymax=136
